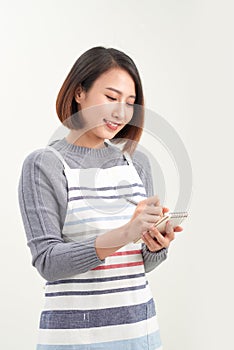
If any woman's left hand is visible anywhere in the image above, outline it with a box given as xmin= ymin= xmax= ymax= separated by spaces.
xmin=141 ymin=207 xmax=183 ymax=252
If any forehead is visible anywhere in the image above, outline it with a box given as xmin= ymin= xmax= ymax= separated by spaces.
xmin=92 ymin=68 xmax=135 ymax=93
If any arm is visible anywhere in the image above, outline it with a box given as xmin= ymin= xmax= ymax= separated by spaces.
xmin=18 ymin=148 xmax=166 ymax=281
xmin=132 ymin=150 xmax=168 ymax=273
xmin=18 ymin=149 xmax=161 ymax=279
xmin=18 ymin=149 xmax=106 ymax=281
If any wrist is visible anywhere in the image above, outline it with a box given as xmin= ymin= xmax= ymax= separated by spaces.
xmin=95 ymin=222 xmax=138 ymax=261
xmin=123 ymin=221 xmax=142 ymax=244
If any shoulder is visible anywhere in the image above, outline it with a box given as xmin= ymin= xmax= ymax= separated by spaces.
xmin=131 ymin=149 xmax=152 ymax=177
xmin=20 ymin=147 xmax=64 ymax=174
xmin=131 ymin=149 xmax=152 ymax=175
xmin=131 ymin=149 xmax=151 ymax=166
xmin=131 ymin=149 xmax=154 ymax=197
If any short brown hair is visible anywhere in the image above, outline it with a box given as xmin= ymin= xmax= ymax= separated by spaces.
xmin=56 ymin=46 xmax=145 ymax=154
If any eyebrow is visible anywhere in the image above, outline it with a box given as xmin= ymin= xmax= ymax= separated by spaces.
xmin=105 ymin=87 xmax=136 ymax=99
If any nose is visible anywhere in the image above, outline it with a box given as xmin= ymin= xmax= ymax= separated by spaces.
xmin=112 ymin=102 xmax=126 ymax=121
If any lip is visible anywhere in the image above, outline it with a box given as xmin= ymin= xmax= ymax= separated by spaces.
xmin=103 ymin=118 xmax=122 ymax=126
xmin=103 ymin=118 xmax=122 ymax=131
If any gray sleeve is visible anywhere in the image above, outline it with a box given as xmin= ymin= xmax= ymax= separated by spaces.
xmin=132 ymin=150 xmax=168 ymax=273
xmin=18 ymin=149 xmax=105 ymax=282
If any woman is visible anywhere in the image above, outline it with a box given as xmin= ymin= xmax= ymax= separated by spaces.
xmin=18 ymin=46 xmax=183 ymax=350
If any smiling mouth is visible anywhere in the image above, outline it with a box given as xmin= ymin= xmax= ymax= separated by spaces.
xmin=103 ymin=118 xmax=122 ymax=130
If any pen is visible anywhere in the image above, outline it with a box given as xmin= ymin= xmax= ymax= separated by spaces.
xmin=124 ymin=197 xmax=138 ymax=206
xmin=124 ymin=196 xmax=168 ymax=228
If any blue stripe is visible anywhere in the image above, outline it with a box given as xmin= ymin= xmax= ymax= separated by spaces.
xmin=45 ymin=283 xmax=147 ymax=297
xmin=68 ymin=192 xmax=147 ymax=202
xmin=64 ymin=215 xmax=132 ymax=226
xmin=69 ymin=182 xmax=144 ymax=191
xmin=39 ymin=298 xmax=156 ymax=329
xmin=37 ymin=330 xmax=162 ymax=350
xmin=46 ymin=273 xmax=145 ymax=285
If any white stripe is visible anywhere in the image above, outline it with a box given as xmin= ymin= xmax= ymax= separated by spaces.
xmin=43 ymin=284 xmax=153 ymax=311
xmin=103 ymin=253 xmax=143 ymax=264
xmin=67 ymin=203 xmax=134 ymax=215
xmin=67 ymin=193 xmax=146 ymax=212
xmin=50 ymin=268 xmax=145 ymax=283
xmin=37 ymin=315 xmax=159 ymax=345
xmin=62 ymin=218 xmax=137 ymax=233
xmin=45 ymin=276 xmax=147 ymax=294
xmin=64 ymin=205 xmax=135 ymax=222
xmin=58 ymin=261 xmax=144 ymax=280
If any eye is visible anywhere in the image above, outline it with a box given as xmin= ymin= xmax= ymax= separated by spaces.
xmin=106 ymin=95 xmax=134 ymax=108
xmin=105 ymin=95 xmax=117 ymax=101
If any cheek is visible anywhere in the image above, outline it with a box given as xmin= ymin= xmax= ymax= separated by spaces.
xmin=126 ymin=109 xmax=134 ymax=123
xmin=81 ymin=103 xmax=107 ymax=122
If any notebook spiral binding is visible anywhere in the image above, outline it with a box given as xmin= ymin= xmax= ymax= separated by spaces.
xmin=169 ymin=212 xmax=188 ymax=219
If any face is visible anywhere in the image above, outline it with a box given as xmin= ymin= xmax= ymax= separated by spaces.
xmin=72 ymin=68 xmax=136 ymax=148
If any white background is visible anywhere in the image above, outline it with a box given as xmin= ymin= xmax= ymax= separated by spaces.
xmin=0 ymin=0 xmax=233 ymax=349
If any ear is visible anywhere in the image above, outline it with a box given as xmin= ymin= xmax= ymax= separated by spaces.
xmin=74 ymin=85 xmax=86 ymax=103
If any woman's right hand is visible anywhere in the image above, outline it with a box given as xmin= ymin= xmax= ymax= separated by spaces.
xmin=126 ymin=195 xmax=163 ymax=242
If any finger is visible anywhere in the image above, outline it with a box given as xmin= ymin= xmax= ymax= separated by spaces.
xmin=163 ymin=207 xmax=170 ymax=214
xmin=145 ymin=205 xmax=163 ymax=216
xmin=132 ymin=199 xmax=149 ymax=217
xmin=149 ymin=226 xmax=168 ymax=246
xmin=165 ymin=221 xmax=174 ymax=234
xmin=141 ymin=232 xmax=163 ymax=252
xmin=136 ymin=200 xmax=147 ymax=210
xmin=145 ymin=195 xmax=160 ymax=207
xmin=174 ymin=226 xmax=183 ymax=232
xmin=164 ymin=221 xmax=175 ymax=241
xmin=145 ymin=213 xmax=162 ymax=225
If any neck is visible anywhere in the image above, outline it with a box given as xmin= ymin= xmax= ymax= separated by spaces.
xmin=66 ymin=130 xmax=106 ymax=149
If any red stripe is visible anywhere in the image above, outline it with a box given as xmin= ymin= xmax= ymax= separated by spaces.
xmin=110 ymin=250 xmax=141 ymax=257
xmin=92 ymin=261 xmax=143 ymax=271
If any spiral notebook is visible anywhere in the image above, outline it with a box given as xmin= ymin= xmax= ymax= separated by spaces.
xmin=154 ymin=211 xmax=188 ymax=231
xmin=134 ymin=211 xmax=188 ymax=244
